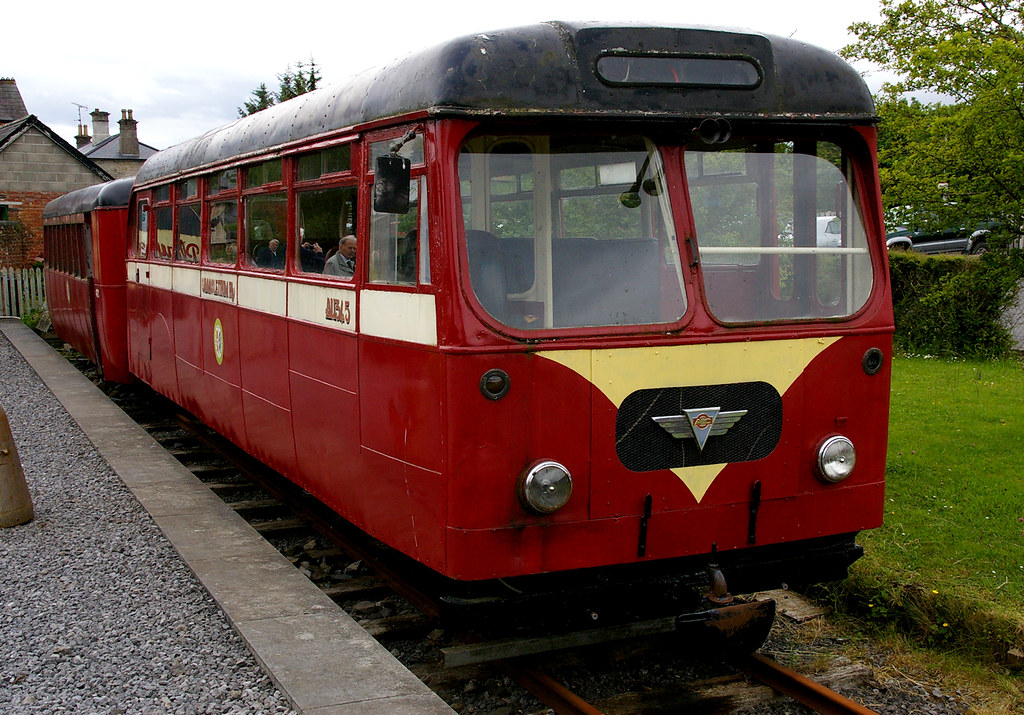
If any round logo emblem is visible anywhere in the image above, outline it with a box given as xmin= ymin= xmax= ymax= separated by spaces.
xmin=213 ymin=318 xmax=224 ymax=365
xmin=692 ymin=413 xmax=714 ymax=430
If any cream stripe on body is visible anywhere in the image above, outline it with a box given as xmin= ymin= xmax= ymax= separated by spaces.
xmin=125 ymin=264 xmax=436 ymax=345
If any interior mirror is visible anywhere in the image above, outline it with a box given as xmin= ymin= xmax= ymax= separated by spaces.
xmin=374 ymin=155 xmax=411 ymax=214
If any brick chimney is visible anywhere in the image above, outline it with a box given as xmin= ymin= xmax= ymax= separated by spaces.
xmin=75 ymin=123 xmax=91 ymax=149
xmin=0 ymin=78 xmax=29 ymax=123
xmin=90 ymin=109 xmax=110 ymax=143
xmin=118 ymin=109 xmax=139 ymax=157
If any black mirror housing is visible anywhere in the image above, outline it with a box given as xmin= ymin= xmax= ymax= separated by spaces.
xmin=374 ymin=155 xmax=412 ymax=214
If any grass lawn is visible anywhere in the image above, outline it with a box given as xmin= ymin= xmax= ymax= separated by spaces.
xmin=817 ymin=354 xmax=1024 ymax=709
xmin=871 ymin=355 xmax=1024 ymax=610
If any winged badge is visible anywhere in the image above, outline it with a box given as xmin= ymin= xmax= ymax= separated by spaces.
xmin=652 ymin=408 xmax=747 ymax=452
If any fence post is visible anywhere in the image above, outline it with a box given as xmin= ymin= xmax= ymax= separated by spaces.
xmin=0 ymin=267 xmax=46 ymax=318
xmin=0 ymin=267 xmax=9 ymax=316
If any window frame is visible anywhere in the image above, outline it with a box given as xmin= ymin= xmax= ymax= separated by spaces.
xmin=292 ymin=139 xmax=360 ymax=279
xmin=240 ymin=158 xmax=289 ymax=273
xmin=685 ymin=138 xmax=875 ymax=324
xmin=366 ymin=127 xmax=430 ymax=289
xmin=152 ymin=187 xmax=174 ymax=262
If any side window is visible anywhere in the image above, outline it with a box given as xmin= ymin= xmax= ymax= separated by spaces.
xmin=244 ymin=193 xmax=287 ymax=270
xmin=176 ymin=203 xmax=201 ymax=263
xmin=243 ymin=159 xmax=286 ymax=271
xmin=370 ymin=177 xmax=426 ymax=285
xmin=368 ymin=134 xmax=428 ymax=286
xmin=135 ymin=200 xmax=149 ymax=258
xmin=154 ymin=206 xmax=173 ymax=260
xmin=297 ymin=186 xmax=357 ymax=277
xmin=211 ymin=169 xmax=237 ymax=194
xmin=208 ymin=201 xmax=238 ymax=264
xmin=298 ymin=145 xmax=351 ymax=180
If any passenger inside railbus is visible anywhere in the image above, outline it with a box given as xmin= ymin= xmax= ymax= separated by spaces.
xmin=256 ymin=239 xmax=285 ymax=269
xmin=324 ymin=236 xmax=357 ymax=278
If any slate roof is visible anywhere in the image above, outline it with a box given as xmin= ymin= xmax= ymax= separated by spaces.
xmin=81 ymin=134 xmax=159 ymax=161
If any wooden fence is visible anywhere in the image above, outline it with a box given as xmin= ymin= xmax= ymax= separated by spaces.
xmin=0 ymin=267 xmax=45 ymax=318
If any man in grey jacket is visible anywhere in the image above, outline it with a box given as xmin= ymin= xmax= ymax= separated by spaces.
xmin=324 ymin=235 xmax=357 ymax=278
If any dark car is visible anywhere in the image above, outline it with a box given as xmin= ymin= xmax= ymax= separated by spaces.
xmin=886 ymin=223 xmax=994 ymax=254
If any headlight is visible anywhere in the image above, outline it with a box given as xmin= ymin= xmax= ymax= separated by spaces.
xmin=518 ymin=460 xmax=573 ymax=514
xmin=816 ymin=436 xmax=856 ymax=483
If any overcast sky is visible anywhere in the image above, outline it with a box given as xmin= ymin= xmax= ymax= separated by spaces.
xmin=7 ymin=0 xmax=885 ymax=152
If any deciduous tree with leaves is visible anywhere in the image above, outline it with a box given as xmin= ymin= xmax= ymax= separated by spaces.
xmin=842 ymin=0 xmax=1024 ymax=242
xmin=238 ymin=60 xmax=322 ymax=117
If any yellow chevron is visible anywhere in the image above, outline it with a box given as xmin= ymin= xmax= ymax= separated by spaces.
xmin=538 ymin=337 xmax=840 ymax=502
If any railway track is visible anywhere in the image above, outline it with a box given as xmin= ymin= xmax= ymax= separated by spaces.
xmin=81 ymin=366 xmax=880 ymax=714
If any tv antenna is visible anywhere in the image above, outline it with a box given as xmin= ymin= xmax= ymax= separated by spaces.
xmin=72 ymin=102 xmax=89 ymax=126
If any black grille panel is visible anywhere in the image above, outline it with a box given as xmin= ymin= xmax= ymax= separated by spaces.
xmin=615 ymin=382 xmax=782 ymax=471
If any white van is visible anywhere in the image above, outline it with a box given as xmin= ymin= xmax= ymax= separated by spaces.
xmin=816 ymin=215 xmax=842 ymax=247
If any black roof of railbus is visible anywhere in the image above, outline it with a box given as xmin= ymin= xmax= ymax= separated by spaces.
xmin=135 ymin=21 xmax=875 ymax=186
xmin=43 ymin=177 xmax=134 ymax=219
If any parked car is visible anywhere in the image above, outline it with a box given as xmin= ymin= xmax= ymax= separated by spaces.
xmin=886 ymin=223 xmax=994 ymax=254
xmin=777 ymin=216 xmax=844 ymax=247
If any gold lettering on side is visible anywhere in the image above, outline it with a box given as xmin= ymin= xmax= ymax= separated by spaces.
xmin=201 ymin=277 xmax=235 ymax=301
xmin=324 ymin=297 xmax=352 ymax=325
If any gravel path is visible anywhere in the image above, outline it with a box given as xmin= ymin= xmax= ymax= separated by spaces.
xmin=0 ymin=333 xmax=297 ymax=714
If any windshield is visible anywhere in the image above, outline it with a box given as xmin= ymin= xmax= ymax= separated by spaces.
xmin=687 ymin=141 xmax=873 ymax=322
xmin=458 ymin=135 xmax=687 ymax=331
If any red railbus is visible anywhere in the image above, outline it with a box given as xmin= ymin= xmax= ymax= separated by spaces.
xmin=51 ymin=22 xmax=891 ymax=641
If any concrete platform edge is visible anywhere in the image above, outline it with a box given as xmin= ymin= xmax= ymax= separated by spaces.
xmin=0 ymin=319 xmax=454 ymax=715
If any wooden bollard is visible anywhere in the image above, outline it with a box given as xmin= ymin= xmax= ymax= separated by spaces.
xmin=0 ymin=406 xmax=33 ymax=527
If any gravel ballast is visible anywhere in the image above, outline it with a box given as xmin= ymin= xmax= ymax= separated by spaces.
xmin=0 ymin=332 xmax=297 ymax=714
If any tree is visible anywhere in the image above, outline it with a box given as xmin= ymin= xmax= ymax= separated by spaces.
xmin=842 ymin=0 xmax=1024 ymax=240
xmin=238 ymin=60 xmax=321 ymax=117
xmin=238 ymin=83 xmax=276 ymax=117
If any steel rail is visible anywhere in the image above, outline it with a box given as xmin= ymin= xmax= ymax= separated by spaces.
xmin=499 ymin=660 xmax=605 ymax=715
xmin=744 ymin=652 xmax=879 ymax=715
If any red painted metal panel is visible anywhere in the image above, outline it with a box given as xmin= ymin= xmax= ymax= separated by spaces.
xmin=358 ymin=338 xmax=444 ymax=473
xmin=354 ymin=451 xmax=446 ymax=571
xmin=238 ymin=308 xmax=290 ymax=409
xmin=191 ymin=301 xmax=243 ymax=444
xmin=171 ymin=290 xmax=204 ymax=412
xmin=287 ymin=320 xmax=359 ymax=499
xmin=287 ymin=321 xmax=359 ymax=395
xmin=289 ymin=372 xmax=358 ymax=497
xmin=200 ymin=371 xmax=246 ymax=448
xmin=443 ymin=481 xmax=883 ymax=581
xmin=443 ymin=352 xmax=592 ymax=530
xmin=172 ymin=288 xmax=203 ymax=371
xmin=125 ymin=279 xmax=150 ymax=385
xmin=241 ymin=390 xmax=296 ymax=477
xmin=202 ymin=301 xmax=239 ymax=387
xmin=90 ymin=208 xmax=130 ymax=382
xmin=147 ymin=288 xmax=179 ymax=403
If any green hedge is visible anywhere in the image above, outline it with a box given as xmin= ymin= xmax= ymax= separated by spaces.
xmin=888 ymin=249 xmax=1024 ymax=358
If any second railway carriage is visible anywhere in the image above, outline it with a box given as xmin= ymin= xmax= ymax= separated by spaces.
xmin=67 ymin=22 xmax=891 ymax=632
xmin=43 ymin=177 xmax=134 ymax=383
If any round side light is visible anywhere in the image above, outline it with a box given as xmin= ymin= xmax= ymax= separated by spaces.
xmin=480 ymin=369 xmax=510 ymax=400
xmin=862 ymin=348 xmax=885 ymax=375
xmin=816 ymin=436 xmax=856 ymax=483
xmin=518 ymin=460 xmax=573 ymax=514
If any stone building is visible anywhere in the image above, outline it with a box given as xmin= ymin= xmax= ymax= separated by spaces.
xmin=0 ymin=78 xmax=112 ymax=266
xmin=76 ymin=107 xmax=158 ymax=178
